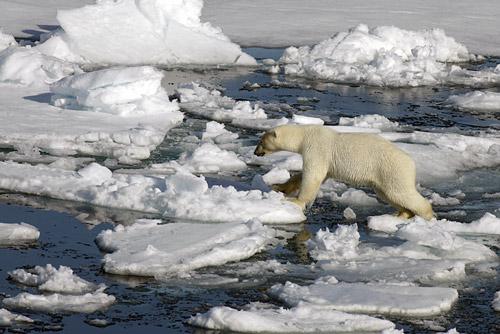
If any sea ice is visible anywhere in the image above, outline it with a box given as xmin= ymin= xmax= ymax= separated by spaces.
xmin=95 ymin=219 xmax=277 ymax=277
xmin=338 ymin=114 xmax=399 ymax=131
xmin=0 ymin=222 xmax=40 ymax=245
xmin=493 ymin=291 xmax=500 ymax=311
xmin=8 ymin=264 xmax=99 ymax=294
xmin=150 ymin=143 xmax=246 ymax=174
xmin=446 ymin=91 xmax=500 ymax=112
xmin=0 ymin=162 xmax=305 ymax=224
xmin=51 ymin=0 xmax=255 ymax=66
xmin=0 ymin=308 xmax=33 ymax=326
xmin=188 ymin=303 xmax=395 ymax=333
xmin=50 ymin=66 xmax=180 ymax=117
xmin=201 ymin=121 xmax=238 ymax=144
xmin=331 ymin=188 xmax=380 ymax=207
xmin=0 ymin=30 xmax=16 ymax=51
xmin=280 ymin=24 xmax=500 ymax=87
xmin=2 ymin=288 xmax=115 ymax=314
xmin=269 ymin=277 xmax=459 ymax=316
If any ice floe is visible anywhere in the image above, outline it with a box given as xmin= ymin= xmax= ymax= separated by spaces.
xmin=446 ymin=91 xmax=500 ymax=112
xmin=0 ymin=30 xmax=16 ymax=51
xmin=9 ymin=264 xmax=99 ymax=294
xmin=50 ymin=66 xmax=180 ymax=117
xmin=201 ymin=121 xmax=239 ymax=144
xmin=269 ymin=276 xmax=459 ymax=316
xmin=150 ymin=143 xmax=246 ymax=174
xmin=188 ymin=302 xmax=395 ymax=333
xmin=281 ymin=24 xmax=500 ymax=87
xmin=0 ymin=308 xmax=33 ymax=326
xmin=0 ymin=162 xmax=305 ymax=224
xmin=0 ymin=222 xmax=39 ymax=245
xmin=493 ymin=291 xmax=500 ymax=311
xmin=338 ymin=114 xmax=399 ymax=131
xmin=368 ymin=213 xmax=500 ymax=235
xmin=3 ymin=288 xmax=115 ymax=314
xmin=95 ymin=219 xmax=277 ymax=277
xmin=45 ymin=0 xmax=255 ymax=66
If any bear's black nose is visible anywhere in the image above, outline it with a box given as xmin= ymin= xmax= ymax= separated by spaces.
xmin=254 ymin=146 xmax=265 ymax=156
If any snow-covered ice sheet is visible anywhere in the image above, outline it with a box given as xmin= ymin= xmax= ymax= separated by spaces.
xmin=2 ymin=288 xmax=115 ymax=314
xmin=50 ymin=0 xmax=255 ymax=66
xmin=96 ymin=219 xmax=277 ymax=277
xmin=50 ymin=66 xmax=180 ymax=116
xmin=9 ymin=264 xmax=99 ymax=294
xmin=368 ymin=213 xmax=500 ymax=235
xmin=188 ymin=303 xmax=395 ymax=333
xmin=269 ymin=277 xmax=459 ymax=316
xmin=0 ymin=308 xmax=33 ymax=326
xmin=0 ymin=162 xmax=305 ymax=224
xmin=281 ymin=24 xmax=500 ymax=87
xmin=0 ymin=85 xmax=183 ymax=162
xmin=0 ymin=222 xmax=39 ymax=245
xmin=446 ymin=91 xmax=500 ymax=112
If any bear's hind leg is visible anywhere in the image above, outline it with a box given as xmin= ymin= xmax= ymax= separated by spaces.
xmin=384 ymin=189 xmax=434 ymax=220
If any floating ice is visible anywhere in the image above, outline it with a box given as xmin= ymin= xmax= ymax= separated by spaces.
xmin=0 ymin=46 xmax=79 ymax=86
xmin=3 ymin=288 xmax=115 ymax=314
xmin=201 ymin=121 xmax=238 ymax=144
xmin=343 ymin=207 xmax=357 ymax=220
xmin=269 ymin=277 xmax=458 ymax=316
xmin=281 ymin=24 xmax=500 ymax=87
xmin=151 ymin=143 xmax=246 ymax=174
xmin=9 ymin=264 xmax=98 ymax=294
xmin=493 ymin=291 xmax=500 ymax=311
xmin=188 ymin=303 xmax=395 ymax=333
xmin=0 ymin=162 xmax=305 ymax=224
xmin=338 ymin=114 xmax=399 ymax=131
xmin=292 ymin=114 xmax=324 ymax=125
xmin=332 ymin=188 xmax=380 ymax=207
xmin=50 ymin=66 xmax=181 ymax=117
xmin=0 ymin=222 xmax=39 ymax=245
xmin=51 ymin=0 xmax=255 ymax=66
xmin=95 ymin=219 xmax=277 ymax=277
xmin=0 ymin=308 xmax=33 ymax=326
xmin=368 ymin=213 xmax=500 ymax=235
xmin=447 ymin=91 xmax=500 ymax=112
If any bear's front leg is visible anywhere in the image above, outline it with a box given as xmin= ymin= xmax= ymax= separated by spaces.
xmin=272 ymin=173 xmax=302 ymax=195
xmin=288 ymin=159 xmax=327 ymax=211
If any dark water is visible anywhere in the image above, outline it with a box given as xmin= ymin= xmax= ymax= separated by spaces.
xmin=0 ymin=48 xmax=499 ymax=333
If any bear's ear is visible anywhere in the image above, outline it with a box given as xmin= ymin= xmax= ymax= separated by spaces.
xmin=268 ymin=129 xmax=277 ymax=138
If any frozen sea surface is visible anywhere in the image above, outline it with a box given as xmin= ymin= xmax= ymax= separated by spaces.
xmin=0 ymin=48 xmax=499 ymax=333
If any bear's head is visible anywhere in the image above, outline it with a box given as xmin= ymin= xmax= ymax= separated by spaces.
xmin=254 ymin=129 xmax=280 ymax=156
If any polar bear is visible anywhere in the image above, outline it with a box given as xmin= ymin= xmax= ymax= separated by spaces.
xmin=254 ymin=124 xmax=434 ymax=220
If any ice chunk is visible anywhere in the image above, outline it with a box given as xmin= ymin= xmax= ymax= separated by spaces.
xmin=0 ymin=46 xmax=79 ymax=86
xmin=308 ymin=225 xmax=360 ymax=261
xmin=262 ymin=167 xmax=291 ymax=185
xmin=343 ymin=207 xmax=357 ymax=220
xmin=0 ymin=222 xmax=39 ymax=245
xmin=50 ymin=66 xmax=180 ymax=117
xmin=338 ymin=114 xmax=399 ymax=131
xmin=332 ymin=188 xmax=379 ymax=206
xmin=493 ymin=291 xmax=500 ymax=311
xmin=447 ymin=91 xmax=500 ymax=112
xmin=292 ymin=114 xmax=324 ymax=125
xmin=77 ymin=162 xmax=113 ymax=185
xmin=0 ymin=30 xmax=16 ymax=51
xmin=269 ymin=278 xmax=459 ymax=316
xmin=280 ymin=24 xmax=499 ymax=87
xmin=8 ymin=264 xmax=98 ymax=294
xmin=188 ymin=303 xmax=395 ymax=333
xmin=0 ymin=308 xmax=33 ymax=326
xmin=95 ymin=219 xmax=277 ymax=277
xmin=2 ymin=288 xmax=115 ymax=314
xmin=151 ymin=143 xmax=246 ymax=174
xmin=0 ymin=162 xmax=305 ymax=224
xmin=201 ymin=121 xmax=238 ymax=144
xmin=55 ymin=0 xmax=255 ymax=66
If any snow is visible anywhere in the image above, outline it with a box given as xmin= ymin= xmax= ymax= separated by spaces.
xmin=0 ymin=308 xmax=33 ymax=326
xmin=0 ymin=46 xmax=80 ymax=87
xmin=0 ymin=222 xmax=40 ymax=245
xmin=0 ymin=84 xmax=183 ymax=162
xmin=368 ymin=213 xmax=500 ymax=235
xmin=8 ymin=264 xmax=98 ymax=294
xmin=281 ymin=24 xmax=500 ymax=87
xmin=269 ymin=277 xmax=459 ymax=316
xmin=50 ymin=66 xmax=180 ymax=117
xmin=188 ymin=303 xmax=395 ymax=333
xmin=446 ymin=91 xmax=500 ymax=112
xmin=95 ymin=219 xmax=277 ymax=277
xmin=150 ymin=143 xmax=246 ymax=174
xmin=2 ymin=288 xmax=115 ymax=314
xmin=0 ymin=162 xmax=305 ymax=224
xmin=493 ymin=291 xmax=500 ymax=311
xmin=0 ymin=30 xmax=16 ymax=51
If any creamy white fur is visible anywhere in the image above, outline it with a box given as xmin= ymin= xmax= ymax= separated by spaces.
xmin=255 ymin=125 xmax=433 ymax=219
